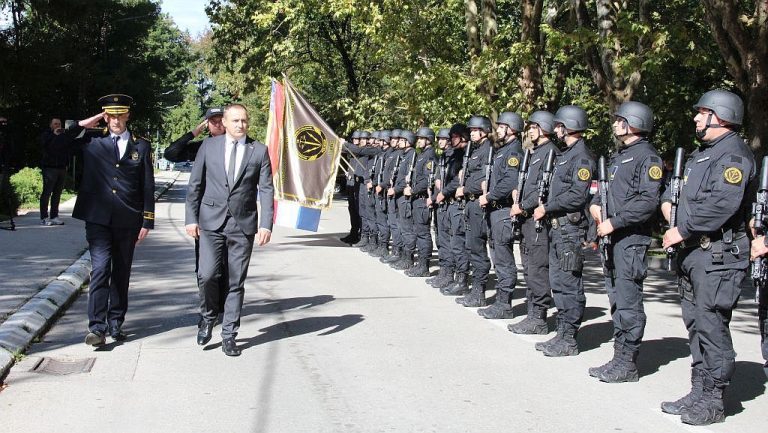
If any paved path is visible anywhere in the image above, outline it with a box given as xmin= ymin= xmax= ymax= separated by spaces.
xmin=0 ymin=174 xmax=764 ymax=433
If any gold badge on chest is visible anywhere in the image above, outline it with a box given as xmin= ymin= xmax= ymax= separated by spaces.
xmin=131 ymin=150 xmax=139 ymax=161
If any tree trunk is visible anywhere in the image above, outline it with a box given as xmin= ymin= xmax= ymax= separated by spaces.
xmin=465 ymin=0 xmax=481 ymax=58
xmin=518 ymin=0 xmax=544 ymax=113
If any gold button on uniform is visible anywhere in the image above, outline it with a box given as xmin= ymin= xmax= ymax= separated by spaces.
xmin=116 ymin=164 xmax=120 ymax=167
xmin=112 ymin=189 xmax=117 ymax=194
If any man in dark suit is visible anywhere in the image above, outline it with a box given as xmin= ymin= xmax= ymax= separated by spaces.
xmin=69 ymin=94 xmax=155 ymax=346
xmin=185 ymin=103 xmax=274 ymax=356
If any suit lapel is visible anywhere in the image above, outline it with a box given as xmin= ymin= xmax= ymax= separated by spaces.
xmin=233 ymin=138 xmax=256 ymax=188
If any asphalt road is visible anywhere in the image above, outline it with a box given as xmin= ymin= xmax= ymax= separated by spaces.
xmin=1 ymin=173 xmax=764 ymax=433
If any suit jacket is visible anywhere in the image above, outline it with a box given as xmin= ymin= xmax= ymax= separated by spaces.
xmin=185 ymin=134 xmax=274 ymax=235
xmin=71 ymin=128 xmax=155 ymax=230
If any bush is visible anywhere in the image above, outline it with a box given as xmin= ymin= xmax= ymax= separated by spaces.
xmin=10 ymin=167 xmax=43 ymax=209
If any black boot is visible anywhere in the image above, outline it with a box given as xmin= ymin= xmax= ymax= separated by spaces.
xmin=405 ymin=258 xmax=430 ymax=277
xmin=456 ymin=282 xmax=486 ymax=307
xmin=597 ymin=347 xmax=639 ymax=383
xmin=353 ymin=233 xmax=369 ymax=248
xmin=369 ymin=243 xmax=388 ymax=257
xmin=589 ymin=342 xmax=621 ymax=378
xmin=391 ymin=252 xmax=414 ymax=270
xmin=535 ymin=317 xmax=563 ymax=351
xmin=509 ymin=305 xmax=548 ymax=335
xmin=680 ymin=377 xmax=725 ymax=426
xmin=425 ymin=268 xmax=446 ymax=285
xmin=441 ymin=272 xmax=469 ymax=296
xmin=661 ymin=369 xmax=704 ymax=415
xmin=361 ymin=237 xmax=377 ymax=253
xmin=433 ymin=269 xmax=456 ymax=289
xmin=543 ymin=325 xmax=579 ymax=357
xmin=381 ymin=247 xmax=401 ymax=263
xmin=477 ymin=290 xmax=514 ymax=319
xmin=340 ymin=230 xmax=359 ymax=244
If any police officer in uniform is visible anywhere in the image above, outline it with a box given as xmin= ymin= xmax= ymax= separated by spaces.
xmin=370 ymin=130 xmax=392 ymax=258
xmin=391 ymin=131 xmax=418 ymax=270
xmin=164 ymin=107 xmax=225 ymax=163
xmin=509 ymin=112 xmax=559 ymax=333
xmin=361 ymin=131 xmax=383 ymax=253
xmin=441 ymin=124 xmax=471 ymax=295
xmin=477 ymin=112 xmax=524 ymax=318
xmin=660 ymin=90 xmax=754 ymax=426
xmin=69 ymin=94 xmax=155 ymax=346
xmin=405 ymin=127 xmax=437 ymax=277
xmin=341 ymin=131 xmax=362 ymax=243
xmin=380 ymin=130 xmax=405 ymax=264
xmin=426 ymin=128 xmax=454 ymax=287
xmin=532 ymin=105 xmax=595 ymax=356
xmin=350 ymin=131 xmax=378 ymax=249
xmin=750 ymin=210 xmax=768 ymax=380
xmin=455 ymin=115 xmax=494 ymax=307
xmin=588 ymin=101 xmax=663 ymax=382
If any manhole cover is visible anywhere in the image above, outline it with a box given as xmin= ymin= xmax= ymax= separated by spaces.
xmin=31 ymin=357 xmax=95 ymax=375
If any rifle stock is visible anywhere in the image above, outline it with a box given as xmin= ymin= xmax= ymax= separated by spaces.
xmin=751 ymin=155 xmax=768 ymax=301
xmin=666 ymin=147 xmax=685 ymax=271
xmin=598 ymin=155 xmax=614 ymax=280
xmin=535 ymin=148 xmax=556 ymax=233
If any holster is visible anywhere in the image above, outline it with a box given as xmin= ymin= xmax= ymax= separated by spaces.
xmin=559 ymin=242 xmax=584 ymax=272
xmin=678 ymin=275 xmax=694 ymax=302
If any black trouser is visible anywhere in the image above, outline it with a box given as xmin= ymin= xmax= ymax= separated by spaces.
xmin=86 ymin=222 xmax=139 ymax=334
xmin=375 ymin=193 xmax=390 ymax=245
xmin=464 ymin=199 xmax=490 ymax=287
xmin=387 ymin=196 xmax=402 ymax=248
xmin=548 ymin=222 xmax=586 ymax=330
xmin=604 ymin=233 xmax=650 ymax=354
xmin=520 ymin=217 xmax=551 ymax=310
xmin=677 ymin=237 xmax=749 ymax=388
xmin=490 ymin=210 xmax=517 ymax=294
xmin=448 ymin=201 xmax=469 ymax=273
xmin=346 ymin=179 xmax=361 ymax=235
xmin=40 ymin=166 xmax=66 ymax=219
xmin=359 ymin=179 xmax=376 ymax=236
xmin=759 ymin=282 xmax=768 ymax=377
xmin=411 ymin=197 xmax=433 ymax=259
xmin=194 ymin=239 xmax=228 ymax=314
xmin=398 ymin=195 xmax=415 ymax=253
xmin=198 ymin=215 xmax=255 ymax=339
xmin=436 ymin=203 xmax=453 ymax=269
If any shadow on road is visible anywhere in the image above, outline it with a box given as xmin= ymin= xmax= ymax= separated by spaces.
xmin=725 ymin=360 xmax=767 ymax=416
xmin=637 ymin=337 xmax=690 ymax=377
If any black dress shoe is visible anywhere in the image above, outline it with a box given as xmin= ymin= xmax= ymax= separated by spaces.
xmin=110 ymin=329 xmax=127 ymax=341
xmin=221 ymin=338 xmax=241 ymax=356
xmin=197 ymin=321 xmax=214 ymax=346
xmin=85 ymin=331 xmax=106 ymax=347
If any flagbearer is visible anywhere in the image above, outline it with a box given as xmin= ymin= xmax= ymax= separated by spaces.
xmin=405 ymin=127 xmax=437 ymax=277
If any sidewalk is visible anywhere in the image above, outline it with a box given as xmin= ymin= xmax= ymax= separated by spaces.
xmin=0 ymin=171 xmax=180 ymax=378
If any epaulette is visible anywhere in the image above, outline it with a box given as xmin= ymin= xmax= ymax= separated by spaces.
xmin=133 ymin=134 xmax=150 ymax=143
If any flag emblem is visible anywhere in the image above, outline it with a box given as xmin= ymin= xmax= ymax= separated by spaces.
xmin=295 ymin=125 xmax=327 ymax=161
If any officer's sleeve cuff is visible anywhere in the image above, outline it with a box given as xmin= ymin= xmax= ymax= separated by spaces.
xmin=677 ymin=224 xmax=691 ymax=239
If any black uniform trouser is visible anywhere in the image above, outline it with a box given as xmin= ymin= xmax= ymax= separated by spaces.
xmin=520 ymin=217 xmax=551 ymax=310
xmin=604 ymin=234 xmax=650 ymax=354
xmin=40 ymin=166 xmax=66 ymax=219
xmin=677 ymin=238 xmax=748 ymax=388
xmin=490 ymin=210 xmax=517 ymax=294
xmin=436 ymin=204 xmax=453 ymax=269
xmin=386 ymin=196 xmax=402 ymax=248
xmin=86 ymin=222 xmax=139 ymax=335
xmin=448 ymin=202 xmax=469 ymax=273
xmin=346 ymin=180 xmax=361 ymax=235
xmin=464 ymin=199 xmax=490 ymax=287
xmin=358 ymin=180 xmax=375 ymax=236
xmin=375 ymin=194 xmax=390 ymax=245
xmin=412 ymin=197 xmax=433 ymax=259
xmin=549 ymin=222 xmax=586 ymax=330
xmin=398 ymin=195 xmax=416 ymax=253
xmin=759 ymin=283 xmax=768 ymax=377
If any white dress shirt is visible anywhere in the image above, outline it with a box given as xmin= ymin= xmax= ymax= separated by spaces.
xmin=110 ymin=130 xmax=130 ymax=159
xmin=224 ymin=135 xmax=246 ymax=179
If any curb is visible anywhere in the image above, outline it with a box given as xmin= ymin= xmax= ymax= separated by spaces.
xmin=0 ymin=171 xmax=180 ymax=380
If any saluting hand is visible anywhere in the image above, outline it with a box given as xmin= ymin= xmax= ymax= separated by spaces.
xmin=78 ymin=111 xmax=106 ymax=128
xmin=192 ymin=119 xmax=207 ymax=138
xmin=257 ymin=228 xmax=272 ymax=246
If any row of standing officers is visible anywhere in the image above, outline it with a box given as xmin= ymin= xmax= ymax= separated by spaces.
xmin=341 ymin=89 xmax=765 ymax=427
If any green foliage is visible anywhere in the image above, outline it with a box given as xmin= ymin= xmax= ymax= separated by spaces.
xmin=9 ymin=167 xmax=42 ymax=208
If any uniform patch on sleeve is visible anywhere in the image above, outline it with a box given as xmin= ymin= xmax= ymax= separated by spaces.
xmin=143 ymin=211 xmax=155 ymax=220
xmin=723 ymin=167 xmax=743 ymax=184
xmin=427 ymin=161 xmax=433 ymax=171
xmin=508 ymin=157 xmax=519 ymax=167
xmin=648 ymin=165 xmax=663 ymax=180
xmin=577 ymin=168 xmax=591 ymax=181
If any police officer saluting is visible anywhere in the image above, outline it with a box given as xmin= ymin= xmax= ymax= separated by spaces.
xmin=69 ymin=94 xmax=155 ymax=346
xmin=532 ymin=105 xmax=595 ymax=356
xmin=588 ymin=101 xmax=663 ymax=382
xmin=509 ymin=111 xmax=559 ymax=334
xmin=456 ymin=115 xmax=494 ymax=307
xmin=660 ymin=90 xmax=754 ymax=426
xmin=405 ymin=127 xmax=437 ymax=277
xmin=477 ymin=112 xmax=524 ymax=318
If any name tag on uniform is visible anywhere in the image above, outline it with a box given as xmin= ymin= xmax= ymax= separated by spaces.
xmin=697 ymin=156 xmax=710 ymax=163
xmin=621 ymin=157 xmax=633 ymax=164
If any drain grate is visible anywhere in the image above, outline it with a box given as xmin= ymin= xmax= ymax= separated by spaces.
xmin=31 ymin=357 xmax=96 ymax=375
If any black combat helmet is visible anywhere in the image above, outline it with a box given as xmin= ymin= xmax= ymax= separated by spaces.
xmin=402 ymin=131 xmax=417 ymax=146
xmin=693 ymin=89 xmax=743 ymax=126
xmin=553 ymin=105 xmax=589 ymax=132
xmin=416 ymin=127 xmax=436 ymax=142
xmin=359 ymin=131 xmax=371 ymax=138
xmin=467 ymin=115 xmax=492 ymax=133
xmin=449 ymin=123 xmax=469 ymax=141
xmin=352 ymin=130 xmax=361 ymax=139
xmin=380 ymin=130 xmax=391 ymax=143
xmin=497 ymin=111 xmax=524 ymax=132
xmin=436 ymin=128 xmax=451 ymax=139
xmin=391 ymin=129 xmax=403 ymax=139
xmin=614 ymin=101 xmax=654 ymax=133
xmin=527 ymin=111 xmax=555 ymax=135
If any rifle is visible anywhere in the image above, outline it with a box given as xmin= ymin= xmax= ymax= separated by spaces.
xmin=458 ymin=141 xmax=473 ymax=210
xmin=388 ymin=151 xmax=403 ymax=206
xmin=376 ymin=152 xmax=387 ymax=206
xmin=511 ymin=149 xmax=531 ymax=240
xmin=534 ymin=148 xmax=556 ymax=234
xmin=597 ymin=155 xmax=614 ymax=281
xmin=482 ymin=143 xmax=494 ymax=229
xmin=367 ymin=154 xmax=378 ymax=195
xmin=752 ymin=155 xmax=768 ymax=301
xmin=666 ymin=147 xmax=685 ymax=271
xmin=427 ymin=157 xmax=438 ymax=238
xmin=404 ymin=149 xmax=418 ymax=212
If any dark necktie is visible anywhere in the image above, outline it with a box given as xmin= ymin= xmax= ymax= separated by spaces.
xmin=112 ymin=136 xmax=120 ymax=162
xmin=228 ymin=140 xmax=238 ymax=188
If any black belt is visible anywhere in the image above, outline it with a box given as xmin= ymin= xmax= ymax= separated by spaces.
xmin=466 ymin=193 xmax=482 ymax=201
xmin=489 ymin=199 xmax=512 ymax=209
xmin=681 ymin=231 xmax=746 ymax=250
xmin=413 ymin=192 xmax=429 ymax=199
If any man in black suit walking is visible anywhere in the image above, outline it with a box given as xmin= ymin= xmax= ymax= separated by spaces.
xmin=185 ymin=103 xmax=274 ymax=356
xmin=70 ymin=94 xmax=155 ymax=346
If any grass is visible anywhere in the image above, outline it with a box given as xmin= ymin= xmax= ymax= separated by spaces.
xmin=18 ymin=190 xmax=76 ymax=212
